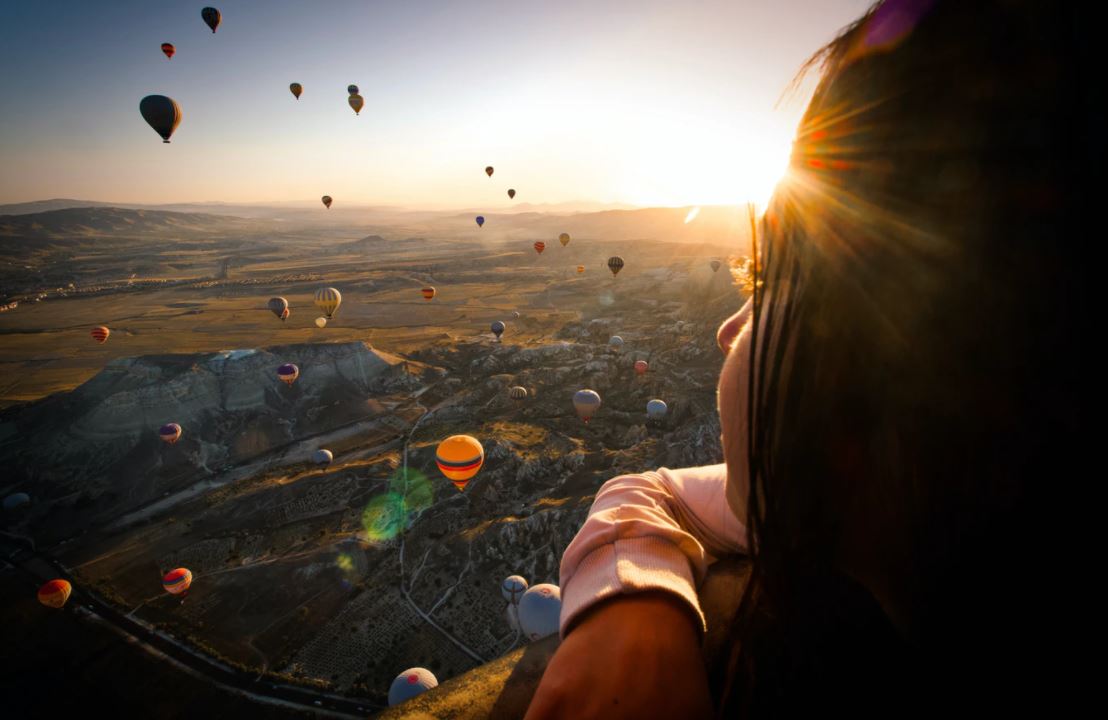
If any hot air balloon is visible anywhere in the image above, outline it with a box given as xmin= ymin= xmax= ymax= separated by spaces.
xmin=518 ymin=584 xmax=562 ymax=641
xmin=389 ymin=668 xmax=438 ymax=707
xmin=502 ymin=575 xmax=528 ymax=605
xmin=421 ymin=287 xmax=436 ymax=301
xmin=201 ymin=7 xmax=221 ymax=33
xmin=159 ymin=423 xmax=182 ymax=445
xmin=321 ymin=195 xmax=332 ymax=209
xmin=347 ymin=84 xmax=359 ymax=95
xmin=573 ymin=389 xmax=601 ymax=424
xmin=559 ymin=233 xmax=570 ymax=247
xmin=533 ymin=241 xmax=546 ymax=255
xmin=647 ymin=399 xmax=668 ymax=420
xmin=163 ymin=568 xmax=192 ymax=595
xmin=475 ymin=215 xmax=485 ymax=228
xmin=509 ymin=386 xmax=527 ymax=400
xmin=139 ymin=95 xmax=182 ymax=143
xmin=313 ymin=449 xmax=333 ymax=465
xmin=267 ymin=297 xmax=289 ymax=320
xmin=314 ymin=317 xmax=327 ymax=328
xmin=435 ymin=435 xmax=484 ymax=491
xmin=348 ymin=93 xmax=364 ymax=115
xmin=37 ymin=579 xmax=71 ymax=609
xmin=314 ymin=287 xmax=341 ymax=318
xmin=710 ymin=259 xmax=722 ymax=272
xmin=290 ymin=82 xmax=302 ymax=100
xmin=634 ymin=360 xmax=649 ymax=376
xmin=512 ymin=311 xmax=521 ymax=319
xmin=607 ymin=256 xmax=624 ymax=276
xmin=485 ymin=166 xmax=494 ymax=177
xmin=508 ymin=189 xmax=516 ymax=199
xmin=576 ymin=265 xmax=585 ymax=274
xmin=91 ymin=326 xmax=110 ymax=344
xmin=609 ymin=335 xmax=624 ymax=351
xmin=3 ymin=492 xmax=30 ymax=511
xmin=277 ymin=363 xmax=299 ymax=386
xmin=161 ymin=43 xmax=175 ymax=59
xmin=490 ymin=320 xmax=505 ymax=341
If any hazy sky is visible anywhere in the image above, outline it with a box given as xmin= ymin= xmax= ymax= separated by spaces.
xmin=0 ymin=0 xmax=872 ymax=208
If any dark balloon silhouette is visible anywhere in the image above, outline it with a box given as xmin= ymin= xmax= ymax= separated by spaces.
xmin=139 ymin=95 xmax=182 ymax=143
xmin=161 ymin=43 xmax=175 ymax=59
xmin=201 ymin=7 xmax=221 ymax=33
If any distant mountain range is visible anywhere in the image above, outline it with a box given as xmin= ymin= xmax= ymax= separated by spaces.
xmin=0 ymin=203 xmax=754 ymax=248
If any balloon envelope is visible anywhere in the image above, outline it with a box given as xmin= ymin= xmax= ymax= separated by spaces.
xmin=421 ymin=287 xmax=436 ymax=300
xmin=313 ymin=449 xmax=333 ymax=465
xmin=508 ymin=189 xmax=516 ymax=199
xmin=609 ymin=335 xmax=624 ymax=350
xmin=348 ymin=94 xmax=364 ymax=115
xmin=159 ymin=423 xmax=182 ymax=444
xmin=3 ymin=492 xmax=30 ymax=511
xmin=607 ymin=256 xmax=625 ymax=276
xmin=647 ymin=399 xmax=668 ymax=419
xmin=201 ymin=7 xmax=221 ymax=33
xmin=485 ymin=166 xmax=494 ymax=177
xmin=559 ymin=233 xmax=571 ymax=247
xmin=161 ymin=43 xmax=175 ymax=59
xmin=321 ymin=195 xmax=332 ymax=208
xmin=347 ymin=84 xmax=359 ymax=95
xmin=314 ymin=317 xmax=327 ymax=328
xmin=38 ymin=579 xmax=71 ymax=609
xmin=290 ymin=82 xmax=302 ymax=99
xmin=435 ymin=435 xmax=484 ymax=491
xmin=314 ymin=287 xmax=341 ymax=318
xmin=634 ymin=360 xmax=649 ymax=376
xmin=91 ymin=326 xmax=110 ymax=344
xmin=267 ymin=297 xmax=289 ymax=320
xmin=388 ymin=668 xmax=438 ymax=707
xmin=509 ymin=386 xmax=527 ymax=400
xmin=277 ymin=363 xmax=299 ymax=386
xmin=491 ymin=320 xmax=505 ymax=338
xmin=573 ymin=389 xmax=602 ymax=423
xmin=163 ymin=568 xmax=192 ymax=595
xmin=475 ymin=215 xmax=485 ymax=227
xmin=710 ymin=259 xmax=722 ymax=272
xmin=576 ymin=265 xmax=585 ymax=274
xmin=518 ymin=584 xmax=562 ymax=641
xmin=533 ymin=241 xmax=545 ymax=255
xmin=501 ymin=575 xmax=529 ymax=605
xmin=139 ymin=95 xmax=182 ymax=143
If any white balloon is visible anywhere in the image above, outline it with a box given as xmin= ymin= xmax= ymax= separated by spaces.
xmin=501 ymin=575 xmax=528 ymax=605
xmin=518 ymin=583 xmax=561 ymax=641
xmin=388 ymin=668 xmax=438 ymax=706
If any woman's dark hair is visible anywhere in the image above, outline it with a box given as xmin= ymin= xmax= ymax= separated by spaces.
xmin=720 ymin=1 xmax=1089 ymax=715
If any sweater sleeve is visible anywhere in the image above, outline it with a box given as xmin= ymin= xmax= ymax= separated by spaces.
xmin=558 ymin=464 xmax=747 ymax=638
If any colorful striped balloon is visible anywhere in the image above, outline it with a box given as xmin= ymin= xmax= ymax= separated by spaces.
xmin=37 ymin=579 xmax=72 ymax=609
xmin=435 ymin=435 xmax=484 ymax=491
xmin=91 ymin=326 xmax=110 ymax=344
xmin=576 ymin=265 xmax=585 ymax=274
xmin=277 ymin=363 xmax=299 ymax=386
xmin=573 ymin=389 xmax=602 ymax=424
xmin=533 ymin=241 xmax=545 ymax=255
xmin=314 ymin=287 xmax=341 ymax=318
xmin=162 ymin=568 xmax=192 ymax=595
xmin=421 ymin=287 xmax=436 ymax=301
xmin=159 ymin=423 xmax=182 ymax=444
xmin=608 ymin=256 xmax=625 ymax=276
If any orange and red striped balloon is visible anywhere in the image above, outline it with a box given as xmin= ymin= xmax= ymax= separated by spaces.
xmin=91 ymin=326 xmax=110 ymax=344
xmin=533 ymin=241 xmax=545 ymax=255
xmin=435 ymin=435 xmax=484 ymax=492
xmin=37 ymin=579 xmax=72 ymax=609
xmin=421 ymin=287 xmax=436 ymax=301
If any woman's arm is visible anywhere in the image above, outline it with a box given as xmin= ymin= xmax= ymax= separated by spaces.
xmin=527 ymin=465 xmax=744 ymax=720
xmin=559 ymin=464 xmax=746 ymax=637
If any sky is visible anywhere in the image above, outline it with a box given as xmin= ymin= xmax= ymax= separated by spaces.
xmin=0 ymin=0 xmax=872 ymax=209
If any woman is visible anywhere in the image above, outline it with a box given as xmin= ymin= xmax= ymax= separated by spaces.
xmin=527 ymin=0 xmax=1086 ymax=717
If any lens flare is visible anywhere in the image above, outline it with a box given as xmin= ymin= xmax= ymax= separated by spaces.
xmin=359 ymin=468 xmax=434 ymax=542
xmin=684 ymin=207 xmax=700 ymax=224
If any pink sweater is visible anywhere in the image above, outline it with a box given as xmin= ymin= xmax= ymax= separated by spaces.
xmin=558 ymin=464 xmax=748 ymax=637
